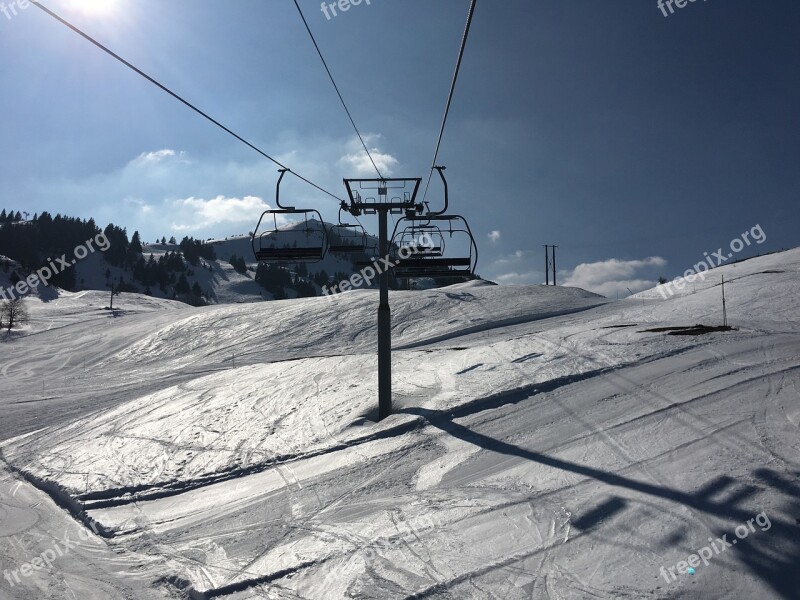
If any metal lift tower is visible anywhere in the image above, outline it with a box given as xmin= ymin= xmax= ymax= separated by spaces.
xmin=343 ymin=178 xmax=422 ymax=421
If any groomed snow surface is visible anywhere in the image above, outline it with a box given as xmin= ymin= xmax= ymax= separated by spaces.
xmin=1 ymin=249 xmax=799 ymax=599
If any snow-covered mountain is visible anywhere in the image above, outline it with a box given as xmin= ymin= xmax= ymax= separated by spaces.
xmin=1 ymin=248 xmax=798 ymax=600
xmin=2 ymin=220 xmax=389 ymax=307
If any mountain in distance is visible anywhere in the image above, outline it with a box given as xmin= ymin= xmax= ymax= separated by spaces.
xmin=0 ymin=212 xmax=461 ymax=306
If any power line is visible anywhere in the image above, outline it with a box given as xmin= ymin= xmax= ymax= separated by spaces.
xmin=421 ymin=0 xmax=478 ymax=205
xmin=291 ymin=0 xmax=384 ymax=180
xmin=29 ymin=0 xmax=346 ymax=204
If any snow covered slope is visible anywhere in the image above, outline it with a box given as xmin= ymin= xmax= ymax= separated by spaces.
xmin=1 ymin=249 xmax=799 ymax=600
xmin=0 ymin=282 xmax=606 ymax=475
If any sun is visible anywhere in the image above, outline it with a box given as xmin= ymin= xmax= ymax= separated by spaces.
xmin=64 ymin=0 xmax=119 ymax=18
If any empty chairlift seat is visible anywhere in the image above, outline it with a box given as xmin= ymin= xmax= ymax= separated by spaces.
xmin=391 ymin=214 xmax=478 ymax=279
xmin=251 ymin=169 xmax=328 ymax=264
xmin=328 ymin=210 xmax=369 ymax=254
xmin=252 ymin=209 xmax=328 ymax=263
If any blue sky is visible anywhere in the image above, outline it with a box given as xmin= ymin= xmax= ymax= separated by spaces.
xmin=1 ymin=0 xmax=798 ymax=296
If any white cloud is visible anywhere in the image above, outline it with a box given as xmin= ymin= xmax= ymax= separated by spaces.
xmin=495 ymin=271 xmax=539 ymax=285
xmin=339 ymin=134 xmax=399 ymax=176
xmin=486 ymin=249 xmax=542 ymax=283
xmin=562 ymin=257 xmax=667 ymax=298
xmin=32 ymin=133 xmax=388 ymax=241
xmin=124 ymin=198 xmax=154 ymax=215
xmin=130 ymin=149 xmax=190 ymax=167
xmin=488 ymin=230 xmax=501 ymax=243
xmin=489 ymin=249 xmax=532 ymax=267
xmin=168 ymin=195 xmax=271 ymax=231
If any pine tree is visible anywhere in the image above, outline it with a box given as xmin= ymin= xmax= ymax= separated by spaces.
xmin=175 ymin=273 xmax=190 ymax=295
xmin=130 ymin=231 xmax=143 ymax=254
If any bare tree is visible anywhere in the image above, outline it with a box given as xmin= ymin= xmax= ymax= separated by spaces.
xmin=1 ymin=298 xmax=28 ymax=333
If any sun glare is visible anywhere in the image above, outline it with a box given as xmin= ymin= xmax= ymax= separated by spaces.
xmin=64 ymin=0 xmax=118 ymax=18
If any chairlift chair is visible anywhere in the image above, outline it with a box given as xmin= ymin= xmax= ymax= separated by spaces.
xmin=391 ymin=214 xmax=478 ymax=279
xmin=395 ymin=223 xmax=445 ymax=259
xmin=328 ymin=205 xmax=369 ymax=254
xmin=252 ymin=169 xmax=328 ymax=263
xmin=354 ymin=235 xmax=382 ymax=268
xmin=389 ymin=167 xmax=478 ymax=279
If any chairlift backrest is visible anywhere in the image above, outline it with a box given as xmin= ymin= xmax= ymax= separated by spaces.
xmin=251 ymin=170 xmax=328 ymax=264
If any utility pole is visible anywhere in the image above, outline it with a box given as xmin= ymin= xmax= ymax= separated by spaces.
xmin=543 ymin=245 xmax=550 ymax=286
xmin=543 ymin=244 xmax=557 ymax=285
xmin=552 ymin=245 xmax=557 ymax=286
xmin=344 ymin=178 xmax=422 ymax=421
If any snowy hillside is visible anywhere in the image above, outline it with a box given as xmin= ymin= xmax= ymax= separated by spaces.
xmin=1 ymin=249 xmax=799 ymax=600
xmin=2 ymin=219 xmax=386 ymax=308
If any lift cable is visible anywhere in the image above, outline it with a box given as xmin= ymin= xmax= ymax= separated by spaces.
xmin=421 ymin=0 xmax=478 ymax=205
xmin=291 ymin=0 xmax=384 ymax=180
xmin=30 ymin=0 xmax=346 ymax=204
